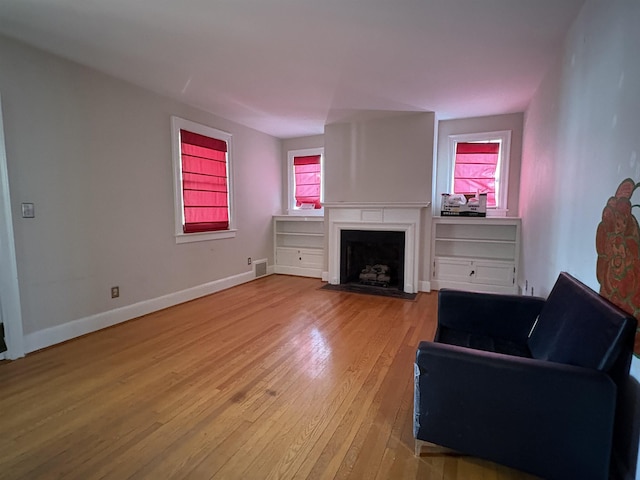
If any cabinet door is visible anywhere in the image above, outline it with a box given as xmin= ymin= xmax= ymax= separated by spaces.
xmin=473 ymin=261 xmax=514 ymax=286
xmin=276 ymin=247 xmax=299 ymax=267
xmin=434 ymin=258 xmax=474 ymax=282
xmin=299 ymin=249 xmax=323 ymax=269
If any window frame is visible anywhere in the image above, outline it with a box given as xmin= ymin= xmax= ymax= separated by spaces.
xmin=287 ymin=147 xmax=324 ymax=216
xmin=171 ymin=116 xmax=236 ymax=243
xmin=447 ymin=130 xmax=511 ymax=216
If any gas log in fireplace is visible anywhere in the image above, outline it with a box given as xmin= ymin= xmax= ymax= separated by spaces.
xmin=340 ymin=230 xmax=405 ymax=291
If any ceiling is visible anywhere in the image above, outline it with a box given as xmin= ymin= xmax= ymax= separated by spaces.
xmin=0 ymin=0 xmax=585 ymax=139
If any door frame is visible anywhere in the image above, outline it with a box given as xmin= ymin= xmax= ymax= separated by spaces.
xmin=0 ymin=94 xmax=25 ymax=359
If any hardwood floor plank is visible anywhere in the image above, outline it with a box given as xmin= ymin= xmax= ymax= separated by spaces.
xmin=298 ymin=307 xmax=412 ymax=479
xmin=332 ymin=340 xmax=415 ymax=479
xmin=0 ymin=275 xmax=541 ymax=480
xmin=240 ymin=302 xmax=403 ymax=478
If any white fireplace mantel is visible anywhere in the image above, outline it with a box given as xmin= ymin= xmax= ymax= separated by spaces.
xmin=326 ymin=205 xmax=427 ymax=294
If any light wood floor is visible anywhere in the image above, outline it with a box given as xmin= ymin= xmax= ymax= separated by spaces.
xmin=0 ymin=275 xmax=540 ymax=480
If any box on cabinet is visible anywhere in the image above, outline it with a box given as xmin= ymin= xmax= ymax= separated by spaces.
xmin=441 ymin=193 xmax=487 ymax=217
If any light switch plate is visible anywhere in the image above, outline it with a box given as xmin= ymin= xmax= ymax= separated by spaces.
xmin=21 ymin=203 xmax=35 ymax=218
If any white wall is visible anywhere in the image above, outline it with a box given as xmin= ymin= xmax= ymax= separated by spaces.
xmin=520 ymin=0 xmax=640 ymax=295
xmin=520 ymin=2 xmax=640 ymax=478
xmin=0 ymin=35 xmax=281 ymax=345
xmin=324 ymin=113 xmax=434 ymax=205
xmin=436 ymin=113 xmax=524 ymax=216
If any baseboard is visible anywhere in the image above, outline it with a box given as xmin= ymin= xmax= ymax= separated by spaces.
xmin=23 ymin=270 xmax=257 ymax=354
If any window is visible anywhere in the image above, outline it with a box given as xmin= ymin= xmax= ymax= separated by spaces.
xmin=171 ymin=116 xmax=235 ymax=243
xmin=448 ymin=130 xmax=511 ymax=214
xmin=287 ymin=148 xmax=324 ymax=214
xmin=454 ymin=142 xmax=500 ymax=207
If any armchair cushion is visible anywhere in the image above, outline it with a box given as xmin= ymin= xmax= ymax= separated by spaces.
xmin=435 ymin=289 xmax=545 ymax=357
xmin=436 ymin=327 xmax=532 ymax=357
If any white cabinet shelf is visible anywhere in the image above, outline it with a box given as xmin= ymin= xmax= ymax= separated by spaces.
xmin=431 ymin=217 xmax=521 ymax=294
xmin=273 ymin=216 xmax=325 ymax=278
xmin=436 ymin=238 xmax=515 ymax=244
xmin=276 ymin=232 xmax=324 ymax=237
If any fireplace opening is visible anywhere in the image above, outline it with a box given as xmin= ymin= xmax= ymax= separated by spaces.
xmin=340 ymin=230 xmax=405 ymax=291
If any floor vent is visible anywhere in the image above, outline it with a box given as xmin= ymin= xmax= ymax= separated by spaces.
xmin=255 ymin=260 xmax=268 ymax=278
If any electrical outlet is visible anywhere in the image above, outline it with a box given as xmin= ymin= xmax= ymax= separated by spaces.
xmin=111 ymin=286 xmax=120 ymax=298
xmin=21 ymin=202 xmax=35 ymax=218
xmin=247 ymin=257 xmax=252 ymax=265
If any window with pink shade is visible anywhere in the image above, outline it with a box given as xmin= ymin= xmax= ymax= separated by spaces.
xmin=180 ymin=129 xmax=229 ymax=233
xmin=453 ymin=142 xmax=500 ymax=207
xmin=171 ymin=116 xmax=235 ymax=243
xmin=448 ymin=130 xmax=511 ymax=215
xmin=287 ymin=148 xmax=324 ymax=214
xmin=293 ymin=154 xmax=322 ymax=209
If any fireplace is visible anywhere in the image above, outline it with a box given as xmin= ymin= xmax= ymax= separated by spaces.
xmin=340 ymin=230 xmax=405 ymax=291
xmin=326 ymin=204 xmax=427 ymax=294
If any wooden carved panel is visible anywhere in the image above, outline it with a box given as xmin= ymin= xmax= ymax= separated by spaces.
xmin=596 ymin=178 xmax=640 ymax=355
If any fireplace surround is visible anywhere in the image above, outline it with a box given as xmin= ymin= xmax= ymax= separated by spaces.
xmin=326 ymin=204 xmax=426 ymax=294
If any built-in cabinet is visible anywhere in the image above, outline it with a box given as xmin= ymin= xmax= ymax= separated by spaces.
xmin=431 ymin=217 xmax=521 ymax=294
xmin=273 ymin=216 xmax=324 ymax=278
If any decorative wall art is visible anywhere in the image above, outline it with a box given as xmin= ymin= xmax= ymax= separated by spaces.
xmin=596 ymin=178 xmax=640 ymax=356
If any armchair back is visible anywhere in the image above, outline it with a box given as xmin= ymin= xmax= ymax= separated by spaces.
xmin=528 ymin=272 xmax=636 ymax=372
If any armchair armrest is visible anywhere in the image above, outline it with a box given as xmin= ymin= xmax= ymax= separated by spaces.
xmin=414 ymin=341 xmax=616 ymax=480
xmin=437 ymin=289 xmax=545 ymax=343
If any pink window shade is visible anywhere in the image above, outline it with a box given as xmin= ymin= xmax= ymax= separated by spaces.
xmin=454 ymin=142 xmax=500 ymax=207
xmin=180 ymin=129 xmax=229 ymax=233
xmin=294 ymin=155 xmax=322 ymax=209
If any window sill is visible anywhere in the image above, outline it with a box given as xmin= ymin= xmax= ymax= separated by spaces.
xmin=175 ymin=229 xmax=237 ymax=244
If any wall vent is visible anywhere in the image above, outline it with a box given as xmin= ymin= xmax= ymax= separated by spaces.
xmin=255 ymin=260 xmax=268 ymax=278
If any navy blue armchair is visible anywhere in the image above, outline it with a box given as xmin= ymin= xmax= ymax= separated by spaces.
xmin=414 ymin=272 xmax=636 ymax=480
